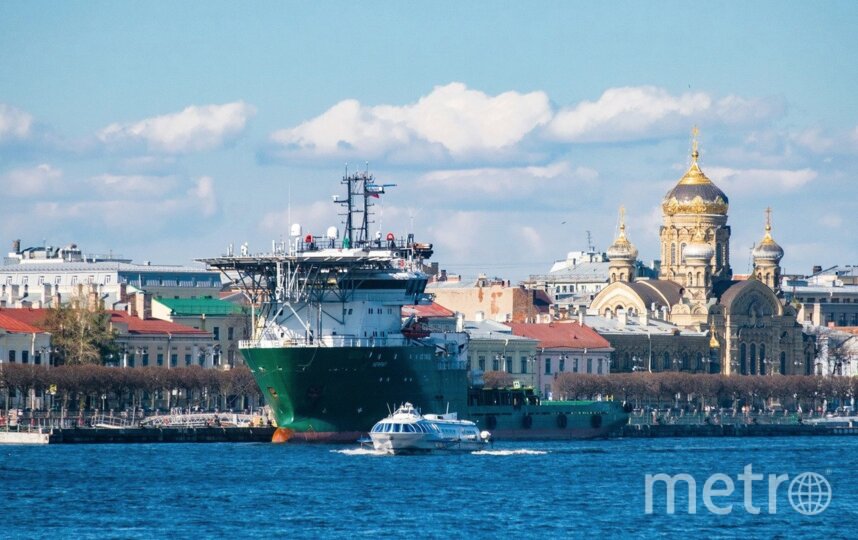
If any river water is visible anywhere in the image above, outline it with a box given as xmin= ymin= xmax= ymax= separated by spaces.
xmin=2 ymin=436 xmax=855 ymax=539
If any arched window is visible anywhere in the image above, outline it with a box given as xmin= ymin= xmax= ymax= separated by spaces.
xmin=671 ymin=243 xmax=676 ymax=265
xmin=682 ymin=352 xmax=689 ymax=371
xmin=750 ymin=344 xmax=757 ymax=375
xmin=663 ymin=352 xmax=670 ymax=371
xmin=740 ymin=343 xmax=747 ymax=374
xmin=696 ymin=271 xmax=702 ymax=287
xmin=760 ymin=344 xmax=766 ymax=375
xmin=696 ymin=352 xmax=703 ymax=371
xmin=780 ymin=351 xmax=786 ymax=375
xmin=680 ymin=243 xmax=687 ymax=262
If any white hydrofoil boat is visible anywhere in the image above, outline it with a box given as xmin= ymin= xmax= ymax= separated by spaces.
xmin=368 ymin=402 xmax=491 ymax=454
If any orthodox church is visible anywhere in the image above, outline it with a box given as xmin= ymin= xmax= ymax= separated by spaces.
xmin=589 ymin=131 xmax=808 ymax=375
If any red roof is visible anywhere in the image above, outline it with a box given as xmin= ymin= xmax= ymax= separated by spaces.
xmin=402 ymin=302 xmax=455 ymax=318
xmin=109 ymin=311 xmax=210 ymax=335
xmin=0 ymin=308 xmax=207 ymax=337
xmin=505 ymin=322 xmax=611 ymax=350
xmin=0 ymin=312 xmax=45 ymax=333
xmin=0 ymin=308 xmax=48 ymax=331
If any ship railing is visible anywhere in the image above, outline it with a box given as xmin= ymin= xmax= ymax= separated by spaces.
xmin=296 ymin=236 xmax=413 ymax=253
xmin=240 ymin=336 xmax=407 ymax=349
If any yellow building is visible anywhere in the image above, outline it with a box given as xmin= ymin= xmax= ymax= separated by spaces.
xmin=590 ymin=130 xmax=807 ymax=375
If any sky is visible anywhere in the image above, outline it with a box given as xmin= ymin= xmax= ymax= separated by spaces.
xmin=1 ymin=1 xmax=856 ymax=282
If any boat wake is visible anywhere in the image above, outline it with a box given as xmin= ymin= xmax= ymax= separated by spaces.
xmin=471 ymin=449 xmax=548 ymax=456
xmin=331 ymin=448 xmax=387 ymax=456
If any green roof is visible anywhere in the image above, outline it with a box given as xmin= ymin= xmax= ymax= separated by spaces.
xmin=157 ymin=297 xmax=244 ymax=316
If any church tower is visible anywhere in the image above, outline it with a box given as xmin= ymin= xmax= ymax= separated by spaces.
xmin=752 ymin=208 xmax=784 ymax=291
xmin=659 ymin=128 xmax=732 ymax=287
xmin=682 ymin=217 xmax=714 ymax=302
xmin=606 ymin=206 xmax=638 ymax=283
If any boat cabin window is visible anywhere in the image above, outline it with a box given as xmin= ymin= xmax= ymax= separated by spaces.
xmin=404 ymin=424 xmax=416 ymax=433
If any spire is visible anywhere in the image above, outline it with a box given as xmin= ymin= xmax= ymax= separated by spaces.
xmin=606 ymin=205 xmax=638 ymax=262
xmin=691 ymin=126 xmax=700 ymax=164
xmin=763 ymin=206 xmax=773 ymax=241
xmin=709 ymin=323 xmax=720 ymax=348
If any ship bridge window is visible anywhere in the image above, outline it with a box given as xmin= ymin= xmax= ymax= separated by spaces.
xmin=404 ymin=424 xmax=416 ymax=433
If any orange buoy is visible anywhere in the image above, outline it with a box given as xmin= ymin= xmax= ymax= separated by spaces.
xmin=271 ymin=427 xmax=294 ymax=443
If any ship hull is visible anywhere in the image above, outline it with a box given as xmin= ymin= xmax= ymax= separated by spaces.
xmin=242 ymin=345 xmax=469 ymax=441
xmin=243 ymin=346 xmax=629 ymax=442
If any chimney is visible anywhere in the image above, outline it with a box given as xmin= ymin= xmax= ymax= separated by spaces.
xmin=12 ymin=239 xmax=20 ymax=254
xmin=640 ymin=311 xmax=649 ymax=327
xmin=134 ymin=292 xmax=151 ymax=320
xmin=455 ymin=312 xmax=464 ymax=332
xmin=475 ymin=311 xmax=485 ymax=322
xmin=618 ymin=310 xmax=627 ymax=328
xmin=578 ymin=307 xmax=585 ymax=326
xmin=88 ymin=284 xmax=99 ymax=311
xmin=8 ymin=284 xmax=19 ymax=304
xmin=439 ymin=269 xmax=447 ymax=282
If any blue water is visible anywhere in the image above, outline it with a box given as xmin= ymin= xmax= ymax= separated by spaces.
xmin=2 ymin=437 xmax=855 ymax=539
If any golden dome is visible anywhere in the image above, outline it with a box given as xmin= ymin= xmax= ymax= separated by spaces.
xmin=606 ymin=207 xmax=638 ymax=261
xmin=752 ymin=208 xmax=784 ymax=262
xmin=709 ymin=324 xmax=720 ymax=348
xmin=662 ymin=130 xmax=729 ymax=216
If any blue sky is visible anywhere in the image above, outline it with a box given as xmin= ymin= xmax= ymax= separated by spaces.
xmin=1 ymin=1 xmax=856 ymax=281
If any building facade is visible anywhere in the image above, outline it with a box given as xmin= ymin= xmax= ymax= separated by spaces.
xmin=589 ymin=131 xmax=806 ymax=375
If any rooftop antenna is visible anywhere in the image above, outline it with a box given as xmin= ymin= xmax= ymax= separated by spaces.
xmin=586 ymin=230 xmax=595 ymax=253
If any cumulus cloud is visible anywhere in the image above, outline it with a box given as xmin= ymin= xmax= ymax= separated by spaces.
xmin=413 ymin=162 xmax=598 ymax=204
xmin=1 ymin=164 xmax=63 ymax=197
xmin=88 ymin=174 xmax=179 ymax=198
xmin=99 ymin=101 xmax=255 ymax=153
xmin=189 ymin=176 xmax=217 ymax=216
xmin=707 ymin=166 xmax=817 ymax=195
xmin=545 ymin=86 xmax=783 ymax=143
xmin=267 ymin=82 xmax=551 ymax=162
xmin=0 ymin=104 xmax=33 ymax=142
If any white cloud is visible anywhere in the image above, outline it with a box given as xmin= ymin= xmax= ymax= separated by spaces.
xmin=819 ymin=214 xmax=842 ymax=228
xmin=99 ymin=101 xmax=255 ymax=153
xmin=0 ymin=104 xmax=33 ymax=142
xmin=190 ymin=176 xmax=217 ymax=216
xmin=414 ymin=162 xmax=597 ymax=203
xmin=1 ymin=164 xmax=63 ymax=197
xmin=268 ymin=82 xmax=551 ymax=162
xmin=545 ymin=86 xmax=781 ymax=143
xmin=88 ymin=174 xmax=178 ymax=198
xmin=707 ymin=166 xmax=817 ymax=195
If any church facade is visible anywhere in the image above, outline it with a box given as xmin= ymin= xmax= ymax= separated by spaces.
xmin=590 ymin=132 xmax=809 ymax=375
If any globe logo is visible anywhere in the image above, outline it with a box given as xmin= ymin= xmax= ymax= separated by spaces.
xmin=788 ymin=472 xmax=831 ymax=515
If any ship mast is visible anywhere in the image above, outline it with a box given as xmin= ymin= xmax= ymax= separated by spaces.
xmin=337 ymin=166 xmax=394 ymax=247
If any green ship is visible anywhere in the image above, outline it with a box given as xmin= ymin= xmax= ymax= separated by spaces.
xmin=202 ymin=170 xmax=628 ymax=442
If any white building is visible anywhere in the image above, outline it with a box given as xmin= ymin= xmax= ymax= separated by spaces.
xmin=0 ymin=240 xmax=223 ymax=309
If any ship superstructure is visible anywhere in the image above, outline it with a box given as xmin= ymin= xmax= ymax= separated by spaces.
xmin=200 ymin=171 xmax=469 ymax=441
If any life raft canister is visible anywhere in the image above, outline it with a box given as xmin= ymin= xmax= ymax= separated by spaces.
xmin=522 ymin=414 xmax=533 ymax=429
xmin=557 ymin=413 xmax=567 ymax=428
